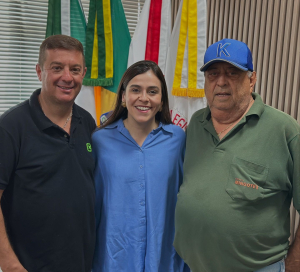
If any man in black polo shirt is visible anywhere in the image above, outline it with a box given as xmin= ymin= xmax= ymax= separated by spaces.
xmin=0 ymin=35 xmax=96 ymax=272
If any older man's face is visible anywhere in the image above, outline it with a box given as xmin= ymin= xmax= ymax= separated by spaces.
xmin=204 ymin=62 xmax=256 ymax=114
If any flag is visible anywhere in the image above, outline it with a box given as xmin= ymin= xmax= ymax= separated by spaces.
xmin=77 ymin=0 xmax=131 ymax=125
xmin=165 ymin=0 xmax=207 ymax=129
xmin=46 ymin=0 xmax=130 ymax=125
xmin=127 ymin=0 xmax=172 ymax=74
xmin=46 ymin=0 xmax=87 ymax=51
xmin=46 ymin=0 xmax=96 ymax=119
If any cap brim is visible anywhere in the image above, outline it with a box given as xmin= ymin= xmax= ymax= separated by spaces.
xmin=200 ymin=59 xmax=249 ymax=72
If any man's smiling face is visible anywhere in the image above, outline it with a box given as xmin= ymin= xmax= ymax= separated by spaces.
xmin=204 ymin=62 xmax=256 ymax=114
xmin=36 ymin=48 xmax=86 ymax=106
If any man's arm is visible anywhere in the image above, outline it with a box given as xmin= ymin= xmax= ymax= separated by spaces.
xmin=285 ymin=223 xmax=300 ymax=272
xmin=285 ymin=132 xmax=300 ymax=272
xmin=0 ymin=190 xmax=27 ymax=272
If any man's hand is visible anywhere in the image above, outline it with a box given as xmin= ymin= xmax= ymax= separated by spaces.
xmin=285 ymin=226 xmax=300 ymax=272
xmin=0 ymin=190 xmax=28 ymax=272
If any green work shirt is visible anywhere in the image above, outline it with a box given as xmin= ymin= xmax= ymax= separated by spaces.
xmin=174 ymin=93 xmax=300 ymax=272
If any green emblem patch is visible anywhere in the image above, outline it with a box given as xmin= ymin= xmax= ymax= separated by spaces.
xmin=86 ymin=143 xmax=92 ymax=152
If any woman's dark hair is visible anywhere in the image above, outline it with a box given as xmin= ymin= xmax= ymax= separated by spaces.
xmin=98 ymin=60 xmax=172 ymax=129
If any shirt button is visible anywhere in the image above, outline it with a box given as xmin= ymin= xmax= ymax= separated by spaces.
xmin=64 ymin=134 xmax=68 ymax=138
xmin=141 ymin=219 xmax=146 ymax=224
xmin=140 ymin=183 xmax=144 ymax=188
xmin=140 ymin=165 xmax=143 ymax=169
xmin=140 ymin=201 xmax=145 ymax=206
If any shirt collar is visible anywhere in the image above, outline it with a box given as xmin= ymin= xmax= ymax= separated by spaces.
xmin=245 ymin=92 xmax=265 ymax=118
xmin=29 ymin=89 xmax=53 ymax=131
xmin=105 ymin=118 xmax=174 ymax=134
xmin=29 ymin=88 xmax=81 ymax=131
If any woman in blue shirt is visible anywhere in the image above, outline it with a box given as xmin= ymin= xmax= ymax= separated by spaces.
xmin=92 ymin=61 xmax=188 ymax=272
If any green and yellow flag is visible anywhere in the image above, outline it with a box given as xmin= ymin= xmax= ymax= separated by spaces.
xmin=46 ymin=0 xmax=87 ymax=50
xmin=46 ymin=0 xmax=131 ymax=125
xmin=82 ymin=0 xmax=131 ymax=124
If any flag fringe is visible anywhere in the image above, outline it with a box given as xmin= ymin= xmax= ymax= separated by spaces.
xmin=172 ymin=87 xmax=205 ymax=98
xmin=82 ymin=78 xmax=113 ymax=86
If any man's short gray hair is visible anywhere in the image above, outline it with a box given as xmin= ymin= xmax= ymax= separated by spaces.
xmin=247 ymin=71 xmax=253 ymax=78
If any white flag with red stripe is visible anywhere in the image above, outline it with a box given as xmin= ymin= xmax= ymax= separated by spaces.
xmin=127 ymin=0 xmax=171 ymax=74
xmin=165 ymin=0 xmax=207 ymax=129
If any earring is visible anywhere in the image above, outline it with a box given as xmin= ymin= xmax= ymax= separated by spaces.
xmin=121 ymin=101 xmax=126 ymax=108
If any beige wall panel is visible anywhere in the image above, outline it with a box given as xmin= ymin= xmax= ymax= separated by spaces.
xmin=251 ymin=0 xmax=262 ymax=77
xmin=247 ymin=0 xmax=257 ymax=51
xmin=292 ymin=12 xmax=300 ymax=120
xmin=259 ymin=0 xmax=274 ymax=102
xmin=217 ymin=0 xmax=225 ymax=41
xmin=207 ymin=0 xmax=213 ymax=45
xmin=237 ymin=0 xmax=245 ymax=41
xmin=271 ymin=0 xmax=287 ymax=109
xmin=265 ymin=0 xmax=281 ymax=106
xmin=223 ymin=0 xmax=230 ymax=38
xmin=242 ymin=0 xmax=251 ymax=42
xmin=255 ymin=0 xmax=268 ymax=99
xmin=291 ymin=17 xmax=300 ymax=120
xmin=278 ymin=0 xmax=294 ymax=112
xmin=227 ymin=1 xmax=235 ymax=41
xmin=213 ymin=0 xmax=220 ymax=41
xmin=285 ymin=0 xmax=300 ymax=115
xmin=232 ymin=0 xmax=240 ymax=40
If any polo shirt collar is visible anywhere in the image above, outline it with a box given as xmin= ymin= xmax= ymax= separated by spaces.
xmin=245 ymin=92 xmax=265 ymax=118
xmin=202 ymin=106 xmax=211 ymax=122
xmin=71 ymin=103 xmax=82 ymax=123
xmin=105 ymin=118 xmax=173 ymax=134
xmin=200 ymin=92 xmax=265 ymax=123
xmin=29 ymin=88 xmax=81 ymax=131
xmin=29 ymin=89 xmax=53 ymax=131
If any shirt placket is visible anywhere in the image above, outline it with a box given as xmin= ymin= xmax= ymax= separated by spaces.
xmin=138 ymin=146 xmax=147 ymax=267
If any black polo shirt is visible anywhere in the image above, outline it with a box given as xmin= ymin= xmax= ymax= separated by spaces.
xmin=0 ymin=89 xmax=96 ymax=272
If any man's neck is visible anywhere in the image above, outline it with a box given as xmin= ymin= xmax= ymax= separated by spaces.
xmin=38 ymin=93 xmax=74 ymax=132
xmin=123 ymin=118 xmax=158 ymax=147
xmin=211 ymin=97 xmax=254 ymax=125
xmin=211 ymin=97 xmax=254 ymax=140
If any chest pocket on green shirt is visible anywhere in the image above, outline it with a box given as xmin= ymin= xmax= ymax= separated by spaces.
xmin=226 ymin=156 xmax=269 ymax=201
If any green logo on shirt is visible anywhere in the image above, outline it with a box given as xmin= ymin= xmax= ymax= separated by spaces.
xmin=86 ymin=143 xmax=92 ymax=152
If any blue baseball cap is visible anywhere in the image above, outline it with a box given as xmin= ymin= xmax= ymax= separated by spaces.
xmin=200 ymin=38 xmax=253 ymax=72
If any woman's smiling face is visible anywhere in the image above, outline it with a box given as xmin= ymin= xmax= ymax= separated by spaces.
xmin=122 ymin=70 xmax=163 ymax=128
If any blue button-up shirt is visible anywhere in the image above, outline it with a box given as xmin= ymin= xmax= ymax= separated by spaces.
xmin=92 ymin=118 xmax=189 ymax=272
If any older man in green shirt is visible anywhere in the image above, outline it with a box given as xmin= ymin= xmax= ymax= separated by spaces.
xmin=174 ymin=39 xmax=300 ymax=272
